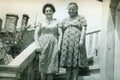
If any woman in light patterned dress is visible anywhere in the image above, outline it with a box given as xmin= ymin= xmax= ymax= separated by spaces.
xmin=60 ymin=2 xmax=88 ymax=80
xmin=34 ymin=3 xmax=62 ymax=80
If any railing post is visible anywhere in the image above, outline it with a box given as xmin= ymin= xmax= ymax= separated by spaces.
xmin=0 ymin=42 xmax=40 ymax=80
xmin=0 ymin=65 xmax=20 ymax=80
xmin=33 ymin=52 xmax=41 ymax=80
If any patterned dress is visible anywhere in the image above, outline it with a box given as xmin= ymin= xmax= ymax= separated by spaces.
xmin=60 ymin=15 xmax=88 ymax=68
xmin=38 ymin=19 xmax=59 ymax=74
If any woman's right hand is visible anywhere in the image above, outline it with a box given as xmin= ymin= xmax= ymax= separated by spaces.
xmin=35 ymin=47 xmax=41 ymax=53
xmin=58 ymin=44 xmax=61 ymax=54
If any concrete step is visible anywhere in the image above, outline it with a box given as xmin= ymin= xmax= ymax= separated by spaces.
xmin=78 ymin=73 xmax=100 ymax=80
xmin=54 ymin=65 xmax=100 ymax=80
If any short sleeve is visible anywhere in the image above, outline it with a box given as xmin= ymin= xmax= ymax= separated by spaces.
xmin=61 ymin=18 xmax=69 ymax=30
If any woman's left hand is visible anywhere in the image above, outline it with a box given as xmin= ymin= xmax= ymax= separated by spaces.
xmin=79 ymin=42 xmax=84 ymax=47
xmin=58 ymin=45 xmax=61 ymax=54
xmin=35 ymin=47 xmax=41 ymax=52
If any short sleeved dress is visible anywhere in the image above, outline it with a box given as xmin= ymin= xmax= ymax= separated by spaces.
xmin=38 ymin=19 xmax=59 ymax=74
xmin=60 ymin=15 xmax=88 ymax=68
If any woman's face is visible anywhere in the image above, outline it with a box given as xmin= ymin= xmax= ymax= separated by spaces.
xmin=45 ymin=7 xmax=54 ymax=18
xmin=68 ymin=4 xmax=78 ymax=17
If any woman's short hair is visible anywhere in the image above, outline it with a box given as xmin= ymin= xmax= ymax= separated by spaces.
xmin=42 ymin=3 xmax=56 ymax=14
xmin=68 ymin=2 xmax=79 ymax=9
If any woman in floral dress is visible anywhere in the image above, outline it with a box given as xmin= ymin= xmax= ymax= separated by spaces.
xmin=34 ymin=3 xmax=62 ymax=80
xmin=60 ymin=2 xmax=88 ymax=80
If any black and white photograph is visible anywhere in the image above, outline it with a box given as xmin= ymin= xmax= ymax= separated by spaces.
xmin=0 ymin=0 xmax=120 ymax=80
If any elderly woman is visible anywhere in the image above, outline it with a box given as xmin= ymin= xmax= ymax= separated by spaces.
xmin=60 ymin=2 xmax=88 ymax=80
xmin=34 ymin=3 xmax=62 ymax=80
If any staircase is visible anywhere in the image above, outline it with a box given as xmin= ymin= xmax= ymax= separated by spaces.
xmin=54 ymin=58 xmax=100 ymax=80
xmin=0 ymin=30 xmax=101 ymax=80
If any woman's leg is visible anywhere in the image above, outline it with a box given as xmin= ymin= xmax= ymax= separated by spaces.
xmin=66 ymin=67 xmax=72 ymax=80
xmin=41 ymin=73 xmax=46 ymax=80
xmin=72 ymin=67 xmax=79 ymax=80
xmin=47 ymin=74 xmax=53 ymax=80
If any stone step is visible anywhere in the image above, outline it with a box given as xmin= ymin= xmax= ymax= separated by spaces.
xmin=54 ymin=72 xmax=100 ymax=80
xmin=54 ymin=65 xmax=100 ymax=80
xmin=78 ymin=73 xmax=100 ymax=80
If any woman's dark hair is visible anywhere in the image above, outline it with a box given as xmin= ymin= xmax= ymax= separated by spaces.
xmin=68 ymin=2 xmax=78 ymax=15
xmin=68 ymin=2 xmax=78 ymax=9
xmin=42 ymin=3 xmax=56 ymax=14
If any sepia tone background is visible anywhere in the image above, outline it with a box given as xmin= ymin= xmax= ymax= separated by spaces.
xmin=0 ymin=0 xmax=102 ymax=32
xmin=0 ymin=0 xmax=104 ymax=80
xmin=0 ymin=0 xmax=120 ymax=80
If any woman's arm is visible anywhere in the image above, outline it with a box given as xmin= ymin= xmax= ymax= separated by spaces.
xmin=58 ymin=27 xmax=63 ymax=51
xmin=79 ymin=26 xmax=86 ymax=46
xmin=34 ymin=26 xmax=41 ymax=49
xmin=79 ymin=15 xmax=87 ymax=46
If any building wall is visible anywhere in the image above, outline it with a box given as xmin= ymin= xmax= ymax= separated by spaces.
xmin=99 ymin=0 xmax=120 ymax=80
xmin=0 ymin=0 xmax=102 ymax=33
xmin=114 ymin=1 xmax=120 ymax=80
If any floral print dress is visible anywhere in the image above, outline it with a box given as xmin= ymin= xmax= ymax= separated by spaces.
xmin=38 ymin=19 xmax=59 ymax=74
xmin=60 ymin=15 xmax=88 ymax=68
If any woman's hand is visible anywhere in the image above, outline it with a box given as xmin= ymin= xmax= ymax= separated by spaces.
xmin=79 ymin=41 xmax=84 ymax=47
xmin=58 ymin=44 xmax=61 ymax=51
xmin=35 ymin=47 xmax=41 ymax=53
xmin=58 ymin=45 xmax=61 ymax=57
